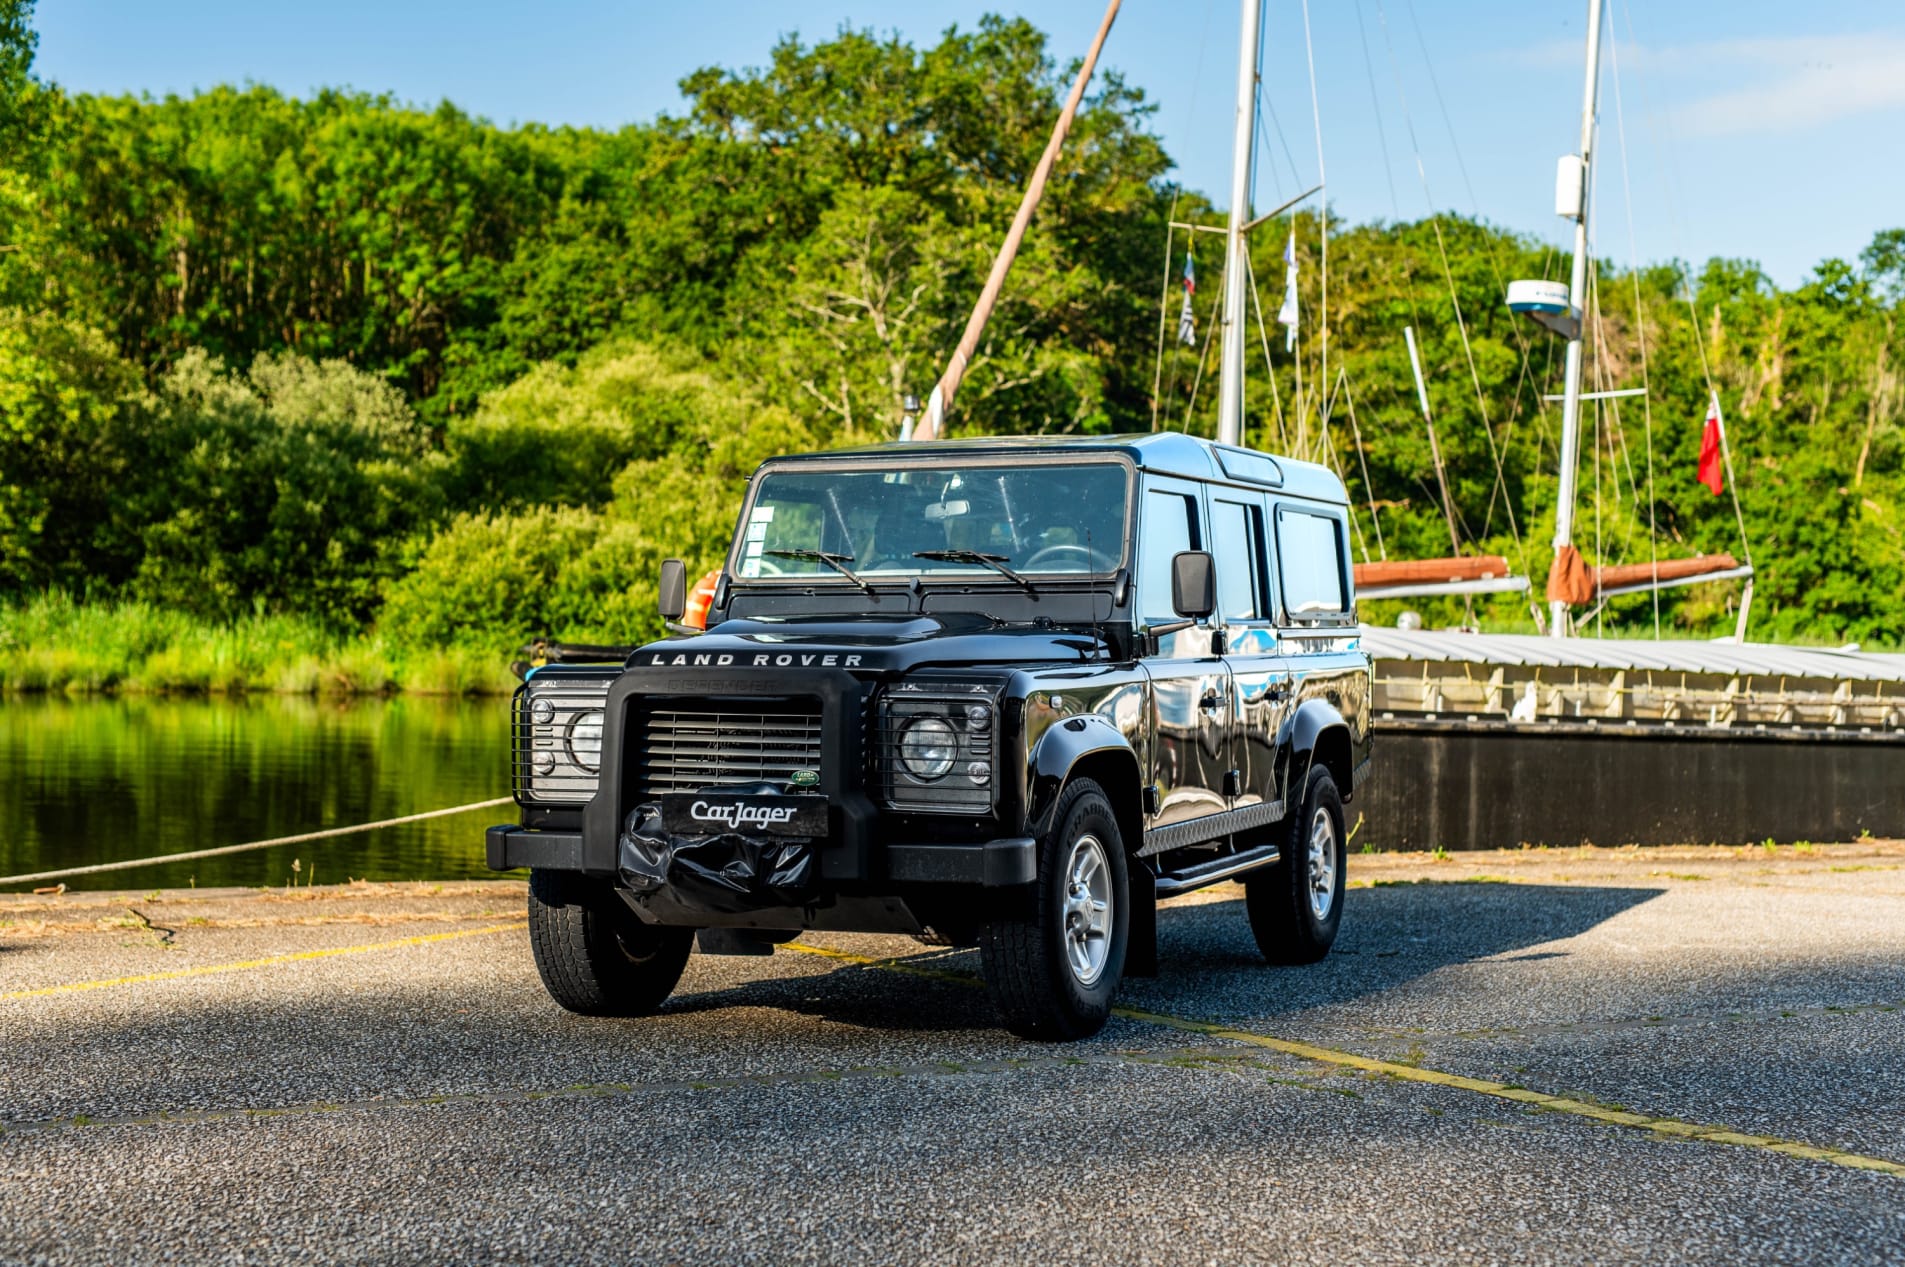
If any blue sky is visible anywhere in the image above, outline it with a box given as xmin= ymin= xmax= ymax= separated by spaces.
xmin=33 ymin=1 xmax=1905 ymax=288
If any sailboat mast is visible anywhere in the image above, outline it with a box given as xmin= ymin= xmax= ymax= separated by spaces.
xmin=1216 ymin=0 xmax=1263 ymax=449
xmin=1549 ymin=0 xmax=1606 ymax=638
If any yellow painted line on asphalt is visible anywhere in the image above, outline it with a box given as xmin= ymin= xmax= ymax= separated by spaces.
xmin=1 ymin=922 xmax=527 ymax=1001
xmin=785 ymin=941 xmax=1905 ymax=1178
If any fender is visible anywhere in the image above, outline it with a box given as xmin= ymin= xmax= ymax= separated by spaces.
xmin=1283 ymin=697 xmax=1354 ymax=801
xmin=1024 ymin=713 xmax=1141 ymax=840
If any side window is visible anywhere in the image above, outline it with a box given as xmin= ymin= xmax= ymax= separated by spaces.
xmin=1138 ymin=489 xmax=1197 ymax=624
xmin=1214 ymin=499 xmax=1265 ymax=622
xmin=1275 ymin=509 xmax=1347 ymax=618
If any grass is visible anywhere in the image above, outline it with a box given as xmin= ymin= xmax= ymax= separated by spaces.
xmin=0 ymin=594 xmax=519 ymax=696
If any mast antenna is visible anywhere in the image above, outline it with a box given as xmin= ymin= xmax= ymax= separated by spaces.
xmin=1504 ymin=0 xmax=1605 ymax=637
xmin=1216 ymin=0 xmax=1264 ymax=449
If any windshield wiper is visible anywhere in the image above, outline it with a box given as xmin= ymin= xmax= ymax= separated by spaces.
xmin=763 ymin=549 xmax=873 ymax=593
xmin=912 ymin=549 xmax=1037 ymax=594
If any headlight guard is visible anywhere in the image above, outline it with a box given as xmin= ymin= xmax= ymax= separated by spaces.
xmin=877 ymin=681 xmax=1000 ymax=813
xmin=514 ymin=672 xmax=616 ymax=804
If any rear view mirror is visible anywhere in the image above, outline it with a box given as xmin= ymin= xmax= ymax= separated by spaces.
xmin=658 ymin=559 xmax=688 ymax=621
xmin=1172 ymin=550 xmax=1216 ymax=620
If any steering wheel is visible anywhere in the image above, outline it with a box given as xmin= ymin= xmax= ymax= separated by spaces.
xmin=749 ymin=556 xmax=785 ymax=577
xmin=1023 ymin=542 xmax=1115 ymax=572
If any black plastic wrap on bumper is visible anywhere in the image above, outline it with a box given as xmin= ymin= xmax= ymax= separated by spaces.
xmin=618 ymin=805 xmax=822 ymax=915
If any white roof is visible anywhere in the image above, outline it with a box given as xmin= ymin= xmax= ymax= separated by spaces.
xmin=1359 ymin=627 xmax=1905 ymax=684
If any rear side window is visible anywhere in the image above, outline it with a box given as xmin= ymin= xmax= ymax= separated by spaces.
xmin=1139 ymin=489 xmax=1197 ymax=624
xmin=1275 ymin=509 xmax=1347 ymax=618
xmin=1214 ymin=499 xmax=1265 ymax=621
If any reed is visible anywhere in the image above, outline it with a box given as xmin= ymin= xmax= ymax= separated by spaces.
xmin=0 ymin=595 xmax=517 ymax=696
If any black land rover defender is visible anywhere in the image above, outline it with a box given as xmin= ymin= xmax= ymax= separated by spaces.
xmin=490 ymin=434 xmax=1373 ymax=1040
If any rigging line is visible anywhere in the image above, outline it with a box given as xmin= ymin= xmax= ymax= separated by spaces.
xmin=1259 ymin=103 xmax=1307 ymax=203
xmin=1405 ymin=325 xmax=1475 ymax=551
xmin=1618 ymin=0 xmax=1751 ymax=572
xmin=1338 ymin=368 xmax=1388 ymax=559
xmin=1243 ymin=243 xmax=1290 ymax=450
xmin=1425 ymin=205 xmax=1526 ymax=558
xmin=1181 ymin=256 xmax=1227 ymax=434
xmin=1323 ymin=368 xmax=1374 ymax=565
xmin=1150 ymin=218 xmax=1178 ymax=431
xmin=1590 ymin=265 xmax=1645 ymax=520
xmin=1585 ymin=262 xmax=1632 ymax=559
xmin=1153 ymin=0 xmax=1219 ymax=433
xmin=1399 ymin=0 xmax=1482 ymax=237
xmin=1393 ymin=0 xmax=1545 ymax=478
xmin=1394 ymin=0 xmax=1543 ymax=349
xmin=1372 ymin=0 xmax=1523 ymax=567
xmin=1618 ymin=0 xmax=1716 ymax=394
xmin=1588 ymin=273 xmax=1635 ymax=573
xmin=1300 ymin=0 xmax=1329 ymax=441
xmin=1290 ymin=218 xmax=1309 ymax=459
xmin=1254 ymin=104 xmax=1288 ymax=206
xmin=1353 ymin=0 xmax=1401 ymax=220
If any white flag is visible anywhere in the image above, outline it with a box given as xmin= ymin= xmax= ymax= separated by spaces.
xmin=1277 ymin=232 xmax=1299 ymax=352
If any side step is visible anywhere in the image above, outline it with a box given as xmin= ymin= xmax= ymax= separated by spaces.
xmin=1153 ymin=843 xmax=1281 ymax=898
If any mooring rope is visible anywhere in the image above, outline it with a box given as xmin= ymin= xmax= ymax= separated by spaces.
xmin=0 ymin=797 xmax=514 ymax=888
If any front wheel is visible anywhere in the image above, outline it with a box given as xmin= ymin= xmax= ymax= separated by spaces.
xmin=1245 ymin=765 xmax=1346 ymax=964
xmin=527 ymin=869 xmax=695 ymax=1017
xmin=981 ymin=778 xmax=1129 ymax=1041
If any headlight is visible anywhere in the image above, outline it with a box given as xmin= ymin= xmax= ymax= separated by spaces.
xmin=879 ymin=683 xmax=1000 ymax=813
xmin=565 ymin=710 xmax=604 ymax=773
xmin=899 ymin=717 xmax=958 ymax=780
xmin=515 ymin=674 xmax=616 ymax=804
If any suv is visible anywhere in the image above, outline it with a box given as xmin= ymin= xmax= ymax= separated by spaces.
xmin=490 ymin=434 xmax=1372 ymax=1040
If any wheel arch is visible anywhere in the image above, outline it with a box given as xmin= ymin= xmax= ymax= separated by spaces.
xmin=1027 ymin=718 xmax=1144 ymax=855
xmin=1290 ymin=699 xmax=1355 ymax=800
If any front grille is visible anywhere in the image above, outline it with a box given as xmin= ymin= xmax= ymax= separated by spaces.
xmin=633 ymin=699 xmax=824 ymax=799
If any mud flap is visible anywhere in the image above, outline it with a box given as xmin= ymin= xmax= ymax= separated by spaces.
xmin=1127 ymin=867 xmax=1158 ymax=978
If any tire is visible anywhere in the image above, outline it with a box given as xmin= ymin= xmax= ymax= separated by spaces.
xmin=981 ymin=777 xmax=1129 ymax=1041
xmin=526 ymin=869 xmax=695 ymax=1017
xmin=1245 ymin=765 xmax=1346 ymax=965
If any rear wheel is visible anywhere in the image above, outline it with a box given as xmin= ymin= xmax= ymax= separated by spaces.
xmin=1245 ymin=765 xmax=1346 ymax=964
xmin=981 ymin=778 xmax=1128 ymax=1041
xmin=527 ymin=869 xmax=694 ymax=1017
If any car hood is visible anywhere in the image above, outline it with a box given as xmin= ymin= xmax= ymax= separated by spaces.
xmin=630 ymin=613 xmax=1107 ymax=674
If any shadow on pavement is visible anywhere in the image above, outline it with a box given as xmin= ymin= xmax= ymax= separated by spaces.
xmin=662 ymin=879 xmax=1665 ymax=1034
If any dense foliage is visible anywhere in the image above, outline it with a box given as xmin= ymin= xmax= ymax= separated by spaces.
xmin=1 ymin=3 xmax=1898 ymax=686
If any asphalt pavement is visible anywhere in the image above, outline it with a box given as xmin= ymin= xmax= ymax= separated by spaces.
xmin=3 ymin=843 xmax=1903 ymax=1265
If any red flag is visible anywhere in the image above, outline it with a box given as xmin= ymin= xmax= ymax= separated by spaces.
xmin=1697 ymin=398 xmax=1724 ymax=495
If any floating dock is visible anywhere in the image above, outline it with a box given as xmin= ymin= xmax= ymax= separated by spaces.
xmin=1357 ymin=629 xmax=1905 ymax=848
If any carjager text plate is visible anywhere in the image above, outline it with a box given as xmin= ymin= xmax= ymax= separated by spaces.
xmin=660 ymin=793 xmax=828 ymax=837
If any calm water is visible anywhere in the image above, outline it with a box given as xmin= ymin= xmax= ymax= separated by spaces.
xmin=0 ymin=695 xmax=512 ymax=891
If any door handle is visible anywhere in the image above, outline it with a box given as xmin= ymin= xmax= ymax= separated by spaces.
xmin=1199 ymin=689 xmax=1222 ymax=712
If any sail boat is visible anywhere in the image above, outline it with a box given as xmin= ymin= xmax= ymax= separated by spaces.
xmin=1502 ymin=0 xmax=1752 ymax=639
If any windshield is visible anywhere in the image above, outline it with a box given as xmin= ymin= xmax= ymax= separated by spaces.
xmin=733 ymin=461 xmax=1128 ymax=581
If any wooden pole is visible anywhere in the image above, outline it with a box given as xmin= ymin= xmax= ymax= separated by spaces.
xmin=909 ymin=0 xmax=1122 ymax=442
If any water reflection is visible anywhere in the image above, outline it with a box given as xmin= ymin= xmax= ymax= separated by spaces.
xmin=0 ymin=695 xmax=510 ymax=890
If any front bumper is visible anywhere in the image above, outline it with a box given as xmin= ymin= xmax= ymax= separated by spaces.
xmin=487 ymin=824 xmax=596 ymax=873
xmin=485 ymin=824 xmax=1034 ymax=887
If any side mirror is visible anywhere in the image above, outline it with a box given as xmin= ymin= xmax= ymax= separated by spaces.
xmin=658 ymin=559 xmax=688 ymax=621
xmin=1171 ymin=550 xmax=1216 ymax=620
